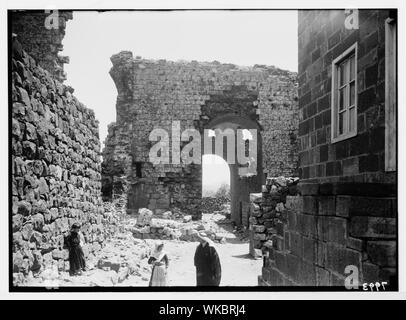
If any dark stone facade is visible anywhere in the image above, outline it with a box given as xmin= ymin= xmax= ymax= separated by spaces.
xmin=259 ymin=9 xmax=397 ymax=288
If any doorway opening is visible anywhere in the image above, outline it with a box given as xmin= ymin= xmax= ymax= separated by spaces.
xmin=202 ymin=154 xmax=231 ymax=215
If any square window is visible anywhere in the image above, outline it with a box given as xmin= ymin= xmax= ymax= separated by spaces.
xmin=331 ymin=43 xmax=358 ymax=143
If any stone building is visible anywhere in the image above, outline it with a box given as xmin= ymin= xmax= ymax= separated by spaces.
xmin=259 ymin=9 xmax=397 ymax=287
xmin=102 ymin=53 xmax=299 ymax=223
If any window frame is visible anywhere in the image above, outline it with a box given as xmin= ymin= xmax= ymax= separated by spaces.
xmin=331 ymin=42 xmax=358 ymax=143
xmin=385 ymin=17 xmax=397 ymax=172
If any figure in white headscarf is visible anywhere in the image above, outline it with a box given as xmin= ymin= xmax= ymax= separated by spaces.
xmin=194 ymin=232 xmax=222 ymax=286
xmin=148 ymin=241 xmax=169 ymax=286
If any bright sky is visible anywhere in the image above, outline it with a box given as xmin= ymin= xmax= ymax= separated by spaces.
xmin=62 ymin=10 xmax=298 ymax=190
xmin=202 ymin=154 xmax=230 ymax=192
xmin=63 ymin=10 xmax=298 ymax=145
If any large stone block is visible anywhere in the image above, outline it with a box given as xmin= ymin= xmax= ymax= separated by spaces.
xmin=296 ymin=213 xmax=317 ymax=237
xmin=318 ymin=196 xmax=336 ymax=216
xmin=287 ymin=210 xmax=297 ymax=230
xmin=297 ymin=183 xmax=319 ymax=195
xmin=286 ymin=253 xmax=302 ymax=284
xmin=319 ymin=182 xmax=396 ymax=197
xmin=327 ymin=217 xmax=347 ymax=245
xmin=350 ymin=216 xmax=396 ymax=239
xmin=316 ymin=267 xmax=331 ymax=286
xmin=366 ymin=241 xmax=396 ymax=267
xmin=285 ymin=195 xmax=303 ymax=212
xmin=300 ymin=261 xmax=317 ymax=286
xmin=289 ymin=232 xmax=303 ymax=257
xmin=330 ymin=272 xmax=346 ymax=287
xmin=361 ymin=262 xmax=380 ymax=284
xmin=316 ymin=240 xmax=327 ymax=267
xmin=302 ymin=196 xmax=318 ymax=214
xmin=303 ymin=236 xmax=317 ymax=264
xmin=274 ymin=250 xmax=288 ymax=272
xmin=326 ymin=243 xmax=362 ymax=276
xmin=346 ymin=237 xmax=364 ymax=252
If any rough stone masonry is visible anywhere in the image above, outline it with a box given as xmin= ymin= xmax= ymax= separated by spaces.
xmin=102 ymin=52 xmax=299 ymax=224
xmin=11 ymin=11 xmax=117 ymax=284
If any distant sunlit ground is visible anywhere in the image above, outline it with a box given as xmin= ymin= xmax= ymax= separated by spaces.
xmin=202 ymin=154 xmax=230 ymax=196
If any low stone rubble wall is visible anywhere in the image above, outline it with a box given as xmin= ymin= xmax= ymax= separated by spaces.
xmin=201 ymin=196 xmax=230 ymax=213
xmin=249 ymin=177 xmax=299 ymax=257
xmin=128 ymin=209 xmax=229 ymax=243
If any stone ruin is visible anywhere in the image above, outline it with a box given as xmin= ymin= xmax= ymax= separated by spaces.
xmin=102 ymin=51 xmax=299 ymax=225
xmin=10 ymin=10 xmax=300 ymax=286
xmin=10 ymin=9 xmax=398 ymax=289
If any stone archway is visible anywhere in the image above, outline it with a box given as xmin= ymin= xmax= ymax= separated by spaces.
xmin=102 ymin=55 xmax=299 ymax=221
xmin=203 ymin=114 xmax=263 ymax=226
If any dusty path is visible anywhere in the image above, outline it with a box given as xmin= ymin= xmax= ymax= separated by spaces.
xmin=164 ymin=214 xmax=262 ymax=286
xmin=165 ymin=240 xmax=262 ymax=286
xmin=24 ymin=214 xmax=262 ymax=287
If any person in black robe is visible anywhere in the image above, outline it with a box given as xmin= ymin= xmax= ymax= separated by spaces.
xmin=194 ymin=232 xmax=221 ymax=286
xmin=65 ymin=223 xmax=86 ymax=276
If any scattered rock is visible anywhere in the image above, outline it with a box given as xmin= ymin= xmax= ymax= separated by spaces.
xmin=183 ymin=215 xmax=192 ymax=223
xmin=137 ymin=208 xmax=153 ymax=226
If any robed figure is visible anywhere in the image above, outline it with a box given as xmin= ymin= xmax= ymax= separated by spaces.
xmin=194 ymin=232 xmax=221 ymax=286
xmin=65 ymin=223 xmax=86 ymax=276
xmin=148 ymin=241 xmax=169 ymax=286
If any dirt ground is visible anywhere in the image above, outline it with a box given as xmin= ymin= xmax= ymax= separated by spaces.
xmin=165 ymin=240 xmax=262 ymax=286
xmin=24 ymin=214 xmax=262 ymax=287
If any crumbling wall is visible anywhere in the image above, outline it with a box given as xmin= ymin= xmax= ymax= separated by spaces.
xmin=10 ymin=10 xmax=73 ymax=82
xmin=103 ymin=52 xmax=299 ymax=219
xmin=249 ymin=177 xmax=298 ymax=258
xmin=11 ymin=35 xmax=114 ymax=284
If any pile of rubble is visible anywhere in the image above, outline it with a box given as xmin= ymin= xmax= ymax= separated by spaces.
xmin=128 ymin=208 xmax=231 ymax=243
xmin=201 ymin=196 xmax=230 ymax=213
xmin=22 ymin=232 xmax=154 ymax=287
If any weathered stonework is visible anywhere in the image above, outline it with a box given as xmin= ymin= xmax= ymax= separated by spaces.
xmin=259 ymin=9 xmax=397 ymax=288
xmin=11 ymin=34 xmax=114 ymax=283
xmin=249 ymin=177 xmax=298 ymax=258
xmin=10 ymin=10 xmax=73 ymax=82
xmin=102 ymin=52 xmax=299 ymax=223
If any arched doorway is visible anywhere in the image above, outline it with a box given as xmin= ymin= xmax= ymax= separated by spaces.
xmin=202 ymin=154 xmax=230 ymax=198
xmin=202 ymin=114 xmax=263 ymax=226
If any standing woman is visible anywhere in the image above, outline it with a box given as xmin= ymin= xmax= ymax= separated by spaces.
xmin=148 ymin=241 xmax=169 ymax=286
xmin=194 ymin=232 xmax=221 ymax=286
xmin=65 ymin=223 xmax=86 ymax=276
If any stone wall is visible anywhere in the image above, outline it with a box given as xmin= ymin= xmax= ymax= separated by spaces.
xmin=258 ymin=9 xmax=397 ymax=288
xmin=11 ymin=36 xmax=112 ymax=284
xmin=10 ymin=10 xmax=73 ymax=82
xmin=249 ymin=177 xmax=298 ymax=258
xmin=102 ymin=52 xmax=299 ymax=221
xmin=297 ymin=9 xmax=395 ymax=184
xmin=258 ymin=182 xmax=396 ymax=286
